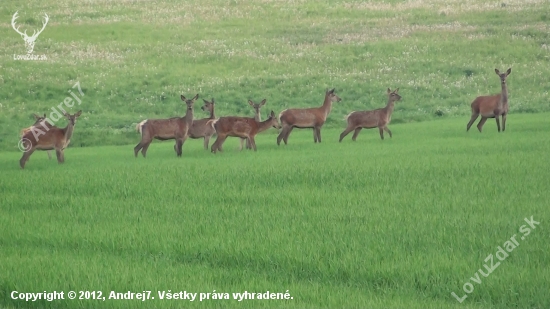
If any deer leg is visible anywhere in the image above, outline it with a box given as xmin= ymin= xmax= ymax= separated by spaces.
xmin=338 ymin=126 xmax=353 ymax=142
xmin=203 ymin=136 xmax=210 ymax=150
xmin=495 ymin=116 xmax=501 ymax=132
xmin=141 ymin=141 xmax=152 ymax=158
xmin=502 ymin=114 xmax=507 ymax=132
xmin=47 ymin=150 xmax=52 ymax=160
xmin=313 ymin=128 xmax=318 ymax=143
xmin=466 ymin=113 xmax=479 ymax=132
xmin=351 ymin=128 xmax=362 ymax=141
xmin=239 ymin=138 xmax=245 ymax=151
xmin=277 ymin=127 xmax=286 ymax=145
xmin=134 ymin=142 xmax=143 ymax=157
xmin=384 ymin=126 xmax=392 ymax=138
xmin=19 ymin=148 xmax=36 ymax=169
xmin=317 ymin=127 xmax=322 ymax=143
xmin=283 ymin=127 xmax=294 ymax=145
xmin=56 ymin=148 xmax=64 ymax=163
xmin=477 ymin=117 xmax=488 ymax=133
xmin=249 ymin=137 xmax=257 ymax=151
xmin=246 ymin=138 xmax=252 ymax=150
xmin=175 ymin=139 xmax=183 ymax=157
xmin=379 ymin=127 xmax=385 ymax=140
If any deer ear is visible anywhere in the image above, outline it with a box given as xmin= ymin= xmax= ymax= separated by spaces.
xmin=506 ymin=68 xmax=511 ymax=75
xmin=212 ymin=98 xmax=215 ymax=103
xmin=181 ymin=95 xmax=186 ymax=101
xmin=260 ymin=99 xmax=266 ymax=106
xmin=270 ymin=110 xmax=275 ymax=117
xmin=248 ymin=100 xmax=254 ymax=106
xmin=387 ymin=88 xmax=391 ymax=94
xmin=394 ymin=88 xmax=399 ymax=93
xmin=193 ymin=94 xmax=199 ymax=100
xmin=75 ymin=110 xmax=82 ymax=117
xmin=33 ymin=113 xmax=41 ymax=120
xmin=495 ymin=68 xmax=500 ymax=75
xmin=330 ymin=88 xmax=335 ymax=93
xmin=43 ymin=113 xmax=47 ymax=118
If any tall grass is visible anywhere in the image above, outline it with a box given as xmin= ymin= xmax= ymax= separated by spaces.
xmin=1 ymin=114 xmax=549 ymax=308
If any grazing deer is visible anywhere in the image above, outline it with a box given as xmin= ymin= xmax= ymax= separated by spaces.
xmin=277 ymin=88 xmax=341 ymax=145
xmin=466 ymin=68 xmax=512 ymax=133
xmin=187 ymin=98 xmax=216 ymax=149
xmin=240 ymin=99 xmax=266 ymax=150
xmin=134 ymin=94 xmax=198 ymax=158
xmin=210 ymin=110 xmax=281 ymax=153
xmin=21 ymin=113 xmax=53 ymax=160
xmin=339 ymin=88 xmax=401 ymax=142
xmin=19 ymin=110 xmax=82 ymax=169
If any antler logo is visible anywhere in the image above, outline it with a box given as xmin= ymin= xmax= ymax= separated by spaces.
xmin=11 ymin=11 xmax=49 ymax=54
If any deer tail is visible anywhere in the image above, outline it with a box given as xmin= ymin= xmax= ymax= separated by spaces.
xmin=344 ymin=112 xmax=355 ymax=122
xmin=206 ymin=119 xmax=218 ymax=130
xmin=20 ymin=127 xmax=30 ymax=138
xmin=278 ymin=109 xmax=287 ymax=123
xmin=136 ymin=120 xmax=147 ymax=134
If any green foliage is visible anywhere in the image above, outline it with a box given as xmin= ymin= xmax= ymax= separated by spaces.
xmin=1 ymin=0 xmax=549 ymax=151
xmin=1 ymin=115 xmax=549 ymax=308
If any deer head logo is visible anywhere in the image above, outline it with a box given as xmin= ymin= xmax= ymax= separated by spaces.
xmin=11 ymin=11 xmax=49 ymax=54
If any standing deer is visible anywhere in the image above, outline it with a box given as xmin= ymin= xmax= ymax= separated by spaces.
xmin=187 ymin=98 xmax=216 ymax=149
xmin=210 ymin=110 xmax=281 ymax=153
xmin=134 ymin=94 xmax=198 ymax=158
xmin=20 ymin=113 xmax=53 ymax=160
xmin=19 ymin=110 xmax=82 ymax=169
xmin=277 ymin=88 xmax=341 ymax=145
xmin=339 ymin=88 xmax=401 ymax=142
xmin=466 ymin=68 xmax=512 ymax=133
xmin=240 ymin=99 xmax=266 ymax=150
xmin=11 ymin=12 xmax=49 ymax=54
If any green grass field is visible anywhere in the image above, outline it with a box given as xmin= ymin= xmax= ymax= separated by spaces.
xmin=1 ymin=0 xmax=549 ymax=308
xmin=1 ymin=115 xmax=549 ymax=308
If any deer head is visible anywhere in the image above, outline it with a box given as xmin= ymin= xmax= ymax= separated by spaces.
xmin=267 ymin=110 xmax=282 ymax=130
xmin=326 ymin=88 xmax=342 ymax=103
xmin=12 ymin=11 xmax=49 ymax=54
xmin=495 ymin=68 xmax=511 ymax=85
xmin=387 ymin=88 xmax=401 ymax=103
xmin=181 ymin=94 xmax=199 ymax=111
xmin=63 ymin=110 xmax=82 ymax=126
xmin=201 ymin=98 xmax=214 ymax=112
xmin=248 ymin=99 xmax=266 ymax=114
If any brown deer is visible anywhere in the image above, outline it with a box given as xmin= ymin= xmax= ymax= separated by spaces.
xmin=20 ymin=113 xmax=53 ymax=160
xmin=466 ymin=68 xmax=511 ymax=133
xmin=210 ymin=110 xmax=281 ymax=153
xmin=277 ymin=88 xmax=341 ymax=145
xmin=134 ymin=94 xmax=198 ymax=158
xmin=187 ymin=98 xmax=216 ymax=149
xmin=240 ymin=99 xmax=266 ymax=150
xmin=19 ymin=110 xmax=82 ymax=169
xmin=339 ymin=88 xmax=401 ymax=142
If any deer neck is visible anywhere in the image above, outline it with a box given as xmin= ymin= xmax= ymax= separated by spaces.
xmin=254 ymin=112 xmax=261 ymax=122
xmin=184 ymin=107 xmax=194 ymax=123
xmin=320 ymin=96 xmax=333 ymax=117
xmin=210 ymin=106 xmax=216 ymax=119
xmin=385 ymin=100 xmax=396 ymax=116
xmin=500 ymin=82 xmax=508 ymax=106
xmin=62 ymin=122 xmax=76 ymax=142
xmin=257 ymin=118 xmax=273 ymax=133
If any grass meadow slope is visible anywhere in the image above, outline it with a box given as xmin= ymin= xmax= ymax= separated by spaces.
xmin=1 ymin=0 xmax=549 ymax=308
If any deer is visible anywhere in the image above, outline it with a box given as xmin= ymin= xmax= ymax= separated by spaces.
xmin=20 ymin=113 xmax=53 ymax=160
xmin=239 ymin=99 xmax=266 ymax=150
xmin=210 ymin=109 xmax=281 ymax=153
xmin=187 ymin=98 xmax=216 ymax=150
xmin=134 ymin=94 xmax=198 ymax=158
xmin=339 ymin=88 xmax=401 ymax=142
xmin=19 ymin=110 xmax=82 ymax=169
xmin=11 ymin=11 xmax=49 ymax=54
xmin=277 ymin=88 xmax=341 ymax=145
xmin=466 ymin=68 xmax=512 ymax=133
